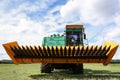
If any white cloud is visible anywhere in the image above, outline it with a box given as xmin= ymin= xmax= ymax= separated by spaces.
xmin=60 ymin=0 xmax=120 ymax=40
xmin=60 ymin=0 xmax=120 ymax=26
xmin=0 ymin=0 xmax=61 ymax=43
xmin=0 ymin=0 xmax=63 ymax=60
xmin=60 ymin=0 xmax=120 ymax=59
xmin=0 ymin=12 xmax=49 ymax=44
xmin=104 ymin=14 xmax=120 ymax=42
xmin=0 ymin=0 xmax=120 ymax=60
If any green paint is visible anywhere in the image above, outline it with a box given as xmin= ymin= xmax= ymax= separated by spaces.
xmin=42 ymin=35 xmax=65 ymax=46
xmin=42 ymin=27 xmax=84 ymax=46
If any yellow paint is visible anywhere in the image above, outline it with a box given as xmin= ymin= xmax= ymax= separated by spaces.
xmin=2 ymin=41 xmax=119 ymax=65
xmin=103 ymin=41 xmax=119 ymax=65
xmin=2 ymin=41 xmax=19 ymax=64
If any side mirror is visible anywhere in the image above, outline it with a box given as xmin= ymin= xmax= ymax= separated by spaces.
xmin=83 ymin=33 xmax=86 ymax=39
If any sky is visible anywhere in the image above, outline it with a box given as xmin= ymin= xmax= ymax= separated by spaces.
xmin=0 ymin=0 xmax=120 ymax=60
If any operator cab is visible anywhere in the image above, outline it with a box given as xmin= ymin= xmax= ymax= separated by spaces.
xmin=66 ymin=25 xmax=86 ymax=46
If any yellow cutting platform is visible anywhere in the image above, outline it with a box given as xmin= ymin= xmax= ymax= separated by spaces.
xmin=3 ymin=41 xmax=119 ymax=65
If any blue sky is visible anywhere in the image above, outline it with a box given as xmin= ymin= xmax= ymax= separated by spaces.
xmin=0 ymin=0 xmax=120 ymax=60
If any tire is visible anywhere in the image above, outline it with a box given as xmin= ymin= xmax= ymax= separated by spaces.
xmin=72 ymin=64 xmax=83 ymax=74
xmin=41 ymin=63 xmax=52 ymax=73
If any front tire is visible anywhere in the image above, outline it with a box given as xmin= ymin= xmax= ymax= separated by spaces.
xmin=72 ymin=64 xmax=83 ymax=74
xmin=41 ymin=63 xmax=52 ymax=73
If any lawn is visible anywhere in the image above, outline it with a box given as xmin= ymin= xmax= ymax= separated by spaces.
xmin=0 ymin=63 xmax=120 ymax=80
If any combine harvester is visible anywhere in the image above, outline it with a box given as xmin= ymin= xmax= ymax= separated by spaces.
xmin=3 ymin=25 xmax=119 ymax=74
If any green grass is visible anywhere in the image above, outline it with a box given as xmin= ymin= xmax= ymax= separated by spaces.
xmin=0 ymin=63 xmax=120 ymax=80
xmin=0 ymin=64 xmax=40 ymax=80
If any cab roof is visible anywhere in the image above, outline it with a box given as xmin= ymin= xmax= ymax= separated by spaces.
xmin=66 ymin=25 xmax=84 ymax=28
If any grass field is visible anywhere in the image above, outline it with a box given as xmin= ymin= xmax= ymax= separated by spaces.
xmin=0 ymin=63 xmax=120 ymax=80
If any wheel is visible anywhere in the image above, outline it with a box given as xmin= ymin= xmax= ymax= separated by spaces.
xmin=41 ymin=63 xmax=52 ymax=73
xmin=72 ymin=64 xmax=83 ymax=74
